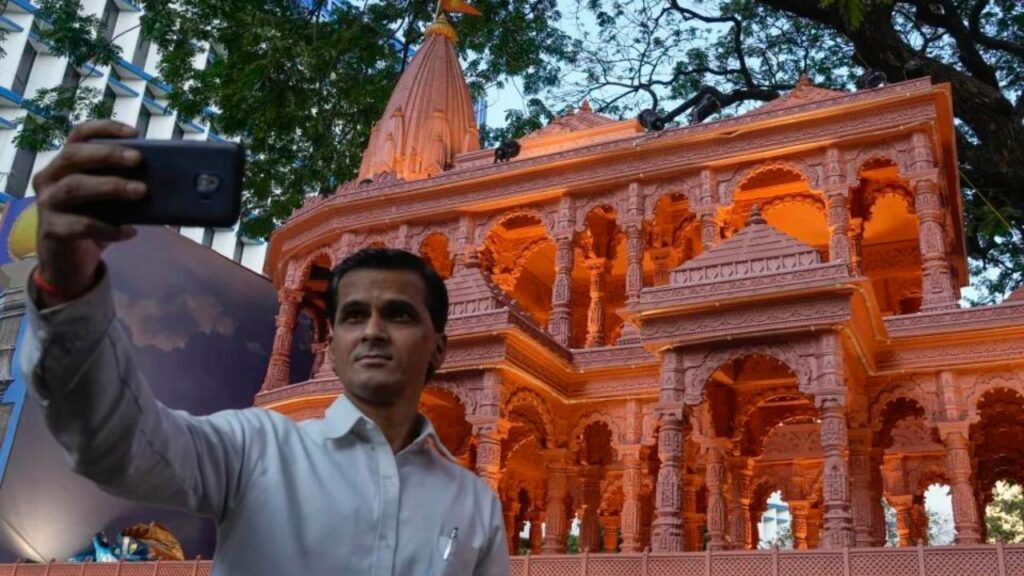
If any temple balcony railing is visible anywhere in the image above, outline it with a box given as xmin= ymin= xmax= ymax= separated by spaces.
xmin=2 ymin=542 xmax=1021 ymax=575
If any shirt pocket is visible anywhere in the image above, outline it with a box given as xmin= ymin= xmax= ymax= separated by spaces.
xmin=431 ymin=530 xmax=477 ymax=576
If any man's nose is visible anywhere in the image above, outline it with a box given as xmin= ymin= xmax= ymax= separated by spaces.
xmin=361 ymin=311 xmax=388 ymax=341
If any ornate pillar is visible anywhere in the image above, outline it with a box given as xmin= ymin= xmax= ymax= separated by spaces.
xmin=683 ymin=474 xmax=702 ymax=551
xmin=620 ymin=217 xmax=645 ymax=345
xmin=650 ymin=247 xmax=673 ymax=286
xmin=704 ymin=440 xmax=729 ymax=551
xmin=848 ymin=429 xmax=876 ymax=547
xmin=824 ymin=146 xmax=851 ymax=267
xmin=652 ymin=349 xmax=686 ymax=552
xmin=548 ymin=235 xmax=574 ymax=346
xmin=817 ymin=330 xmax=855 ymax=548
xmin=452 ymin=214 xmax=477 ymax=275
xmin=529 ymin=510 xmax=544 ymax=554
xmin=728 ymin=458 xmax=752 ymax=550
xmin=699 ymin=211 xmax=719 ymax=251
xmin=914 ymin=175 xmax=958 ymax=310
xmin=848 ymin=218 xmax=864 ymax=276
xmin=579 ymin=466 xmax=602 ymax=552
xmin=261 ymin=285 xmax=304 ymax=392
xmin=542 ymin=450 xmax=570 ymax=554
xmin=584 ymin=258 xmax=608 ymax=347
xmin=826 ymin=192 xmax=851 ymax=266
xmin=790 ymin=500 xmax=811 ymax=550
xmin=652 ymin=414 xmax=685 ymax=552
xmin=910 ymin=132 xmax=957 ymax=311
xmin=600 ymin=515 xmax=620 ymax=553
xmin=698 ymin=167 xmax=720 ymax=252
xmin=504 ymin=500 xmax=521 ymax=555
xmin=818 ymin=396 xmax=855 ymax=548
xmin=471 ymin=371 xmax=508 ymax=493
xmin=620 ymin=446 xmax=644 ymax=552
xmin=938 ymin=422 xmax=982 ymax=544
xmin=473 ymin=419 xmax=508 ymax=493
xmin=807 ymin=507 xmax=823 ymax=549
xmin=890 ymin=494 xmax=914 ymax=547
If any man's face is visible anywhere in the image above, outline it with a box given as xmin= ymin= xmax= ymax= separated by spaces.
xmin=330 ymin=268 xmax=446 ymax=406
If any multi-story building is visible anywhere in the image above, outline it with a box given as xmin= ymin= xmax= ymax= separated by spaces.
xmin=0 ymin=0 xmax=267 ymax=272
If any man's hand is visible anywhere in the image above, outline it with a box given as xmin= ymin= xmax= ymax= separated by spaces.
xmin=33 ymin=120 xmax=147 ymax=306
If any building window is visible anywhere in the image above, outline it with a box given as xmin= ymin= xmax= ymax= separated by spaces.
xmin=233 ymin=237 xmax=245 ymax=263
xmin=101 ymin=0 xmax=119 ymax=41
xmin=172 ymin=123 xmax=184 ymax=140
xmin=132 ymin=32 xmax=151 ymax=69
xmin=6 ymin=148 xmax=37 ymax=198
xmin=12 ymin=42 xmax=37 ymax=97
xmin=202 ymin=227 xmax=215 ymax=248
xmin=136 ymin=104 xmax=151 ymax=137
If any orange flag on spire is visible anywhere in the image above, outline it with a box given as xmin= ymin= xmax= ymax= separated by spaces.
xmin=440 ymin=0 xmax=482 ymax=16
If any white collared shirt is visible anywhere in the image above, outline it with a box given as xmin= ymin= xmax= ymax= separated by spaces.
xmin=19 ymin=265 xmax=510 ymax=575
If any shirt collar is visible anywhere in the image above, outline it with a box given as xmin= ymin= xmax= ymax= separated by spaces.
xmin=321 ymin=394 xmax=459 ymax=460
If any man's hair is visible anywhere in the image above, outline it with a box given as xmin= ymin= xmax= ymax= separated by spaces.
xmin=325 ymin=248 xmax=449 ymax=334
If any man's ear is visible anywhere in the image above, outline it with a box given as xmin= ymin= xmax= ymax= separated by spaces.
xmin=431 ymin=334 xmax=448 ymax=373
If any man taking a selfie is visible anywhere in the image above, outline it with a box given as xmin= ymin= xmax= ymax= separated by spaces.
xmin=20 ymin=120 xmax=511 ymax=575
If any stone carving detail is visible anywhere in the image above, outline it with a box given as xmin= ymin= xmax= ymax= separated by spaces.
xmin=261 ymin=287 xmax=304 ymax=392
xmin=913 ymin=172 xmax=958 ymax=311
xmin=685 ymin=340 xmax=817 ymax=404
xmin=818 ymin=398 xmax=854 ymax=548
xmin=652 ymin=415 xmax=684 ymax=552
xmin=940 ymin=427 xmax=982 ymax=544
xmin=761 ymin=424 xmax=823 ymax=459
xmin=705 ymin=443 xmax=728 ymax=550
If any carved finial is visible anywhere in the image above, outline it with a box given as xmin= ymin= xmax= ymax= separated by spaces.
xmin=426 ymin=13 xmax=458 ymax=42
xmin=580 ymin=99 xmax=592 ymax=113
xmin=796 ymin=73 xmax=813 ymax=88
xmin=748 ymin=204 xmax=765 ymax=225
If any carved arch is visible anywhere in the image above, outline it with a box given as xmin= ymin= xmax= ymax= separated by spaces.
xmin=505 ymin=387 xmax=556 ymax=447
xmin=474 ymin=206 xmax=556 ymax=245
xmin=684 ymin=342 xmax=815 ymax=405
xmin=845 ymin=145 xmax=910 ymax=184
xmin=870 ymin=377 xmax=939 ymax=429
xmin=761 ymin=193 xmax=826 ymax=216
xmin=298 ymin=246 xmax=336 ymax=282
xmin=966 ymin=372 xmax=1024 ymax=424
xmin=568 ymin=410 xmax=624 ymax=455
xmin=428 ymin=373 xmax=478 ymax=416
xmin=644 ymin=179 xmax=698 ymax=220
xmin=574 ymin=194 xmax=619 ymax=233
xmin=723 ymin=159 xmax=822 ymax=204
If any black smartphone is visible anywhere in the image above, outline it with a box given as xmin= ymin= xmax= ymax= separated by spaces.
xmin=78 ymin=139 xmax=244 ymax=227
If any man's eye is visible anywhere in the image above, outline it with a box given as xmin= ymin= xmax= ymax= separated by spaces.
xmin=391 ymin=310 xmax=414 ymax=321
xmin=342 ymin=311 xmax=367 ymax=323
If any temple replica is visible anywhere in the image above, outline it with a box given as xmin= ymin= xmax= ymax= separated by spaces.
xmin=254 ymin=14 xmax=1024 ymax=575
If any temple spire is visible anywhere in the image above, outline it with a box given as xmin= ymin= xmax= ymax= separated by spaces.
xmin=357 ymin=13 xmax=480 ymax=182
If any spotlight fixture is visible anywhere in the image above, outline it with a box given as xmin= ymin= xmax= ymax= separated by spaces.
xmin=638 ymin=109 xmax=665 ymax=131
xmin=636 ymin=85 xmax=725 ymax=132
xmin=688 ymin=92 xmax=722 ymax=125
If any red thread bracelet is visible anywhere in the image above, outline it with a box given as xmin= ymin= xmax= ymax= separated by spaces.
xmin=32 ymin=267 xmax=71 ymax=300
